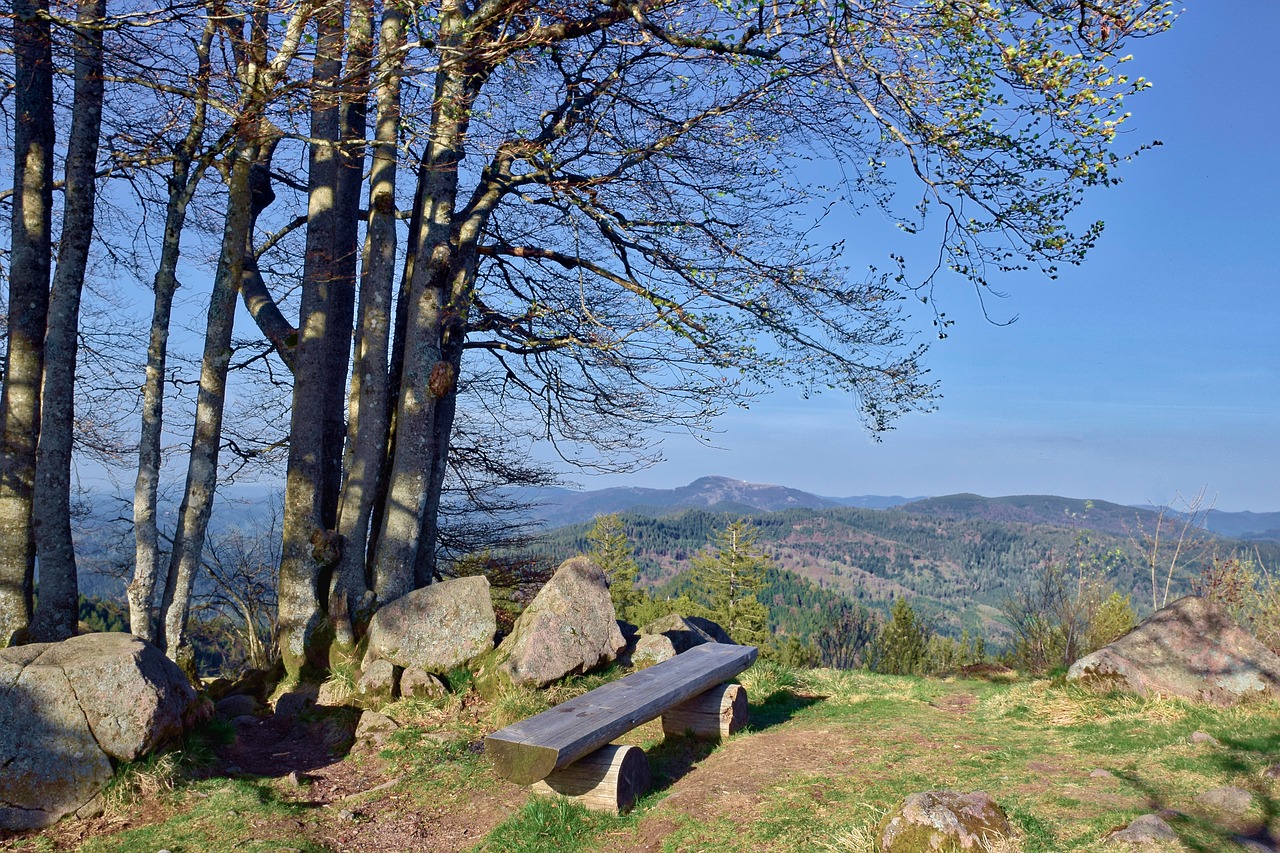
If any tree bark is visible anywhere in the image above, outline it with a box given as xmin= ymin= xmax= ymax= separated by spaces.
xmin=0 ymin=0 xmax=55 ymax=646
xmin=369 ymin=60 xmax=483 ymax=604
xmin=158 ymin=150 xmax=254 ymax=659
xmin=330 ymin=0 xmax=403 ymax=658
xmin=128 ymin=20 xmax=214 ymax=644
xmin=278 ymin=0 xmax=350 ymax=681
xmin=30 ymin=0 xmax=108 ymax=643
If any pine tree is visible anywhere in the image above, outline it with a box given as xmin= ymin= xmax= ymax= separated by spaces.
xmin=691 ymin=520 xmax=769 ymax=644
xmin=872 ymin=598 xmax=931 ymax=675
xmin=587 ymin=513 xmax=643 ymax=620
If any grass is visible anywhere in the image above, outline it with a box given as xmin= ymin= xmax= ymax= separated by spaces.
xmin=8 ymin=665 xmax=1280 ymax=853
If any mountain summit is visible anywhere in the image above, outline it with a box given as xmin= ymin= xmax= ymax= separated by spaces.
xmin=516 ymin=476 xmax=919 ymax=528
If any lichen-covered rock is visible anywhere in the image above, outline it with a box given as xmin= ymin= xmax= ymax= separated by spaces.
xmin=632 ymin=632 xmax=679 ymax=667
xmin=476 ymin=557 xmax=625 ymax=694
xmin=0 ymin=633 xmax=201 ymax=830
xmin=1104 ymin=813 xmax=1179 ymax=846
xmin=400 ymin=667 xmax=447 ymax=701
xmin=357 ymin=659 xmax=398 ymax=704
xmin=878 ymin=790 xmax=1013 ymax=852
xmin=1068 ymin=596 xmax=1280 ymax=705
xmin=365 ymin=576 xmax=496 ymax=673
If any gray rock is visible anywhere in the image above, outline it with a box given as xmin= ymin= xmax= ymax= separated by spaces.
xmin=1068 ymin=596 xmax=1280 ymax=704
xmin=639 ymin=614 xmax=734 ymax=653
xmin=274 ymin=686 xmax=318 ymax=719
xmin=399 ymin=667 xmax=447 ymax=701
xmin=215 ymin=693 xmax=261 ymax=719
xmin=632 ymin=633 xmax=679 ymax=667
xmin=1104 ymin=813 xmax=1179 ymax=845
xmin=356 ymin=659 xmax=398 ymax=704
xmin=1090 ymin=769 xmax=1115 ymax=779
xmin=477 ymin=557 xmax=625 ymax=692
xmin=1189 ymin=731 xmax=1221 ymax=746
xmin=0 ymin=633 xmax=201 ymax=830
xmin=354 ymin=711 xmax=399 ymax=750
xmin=365 ymin=576 xmax=496 ymax=673
xmin=1195 ymin=785 xmax=1254 ymax=816
xmin=877 ymin=790 xmax=1013 ymax=852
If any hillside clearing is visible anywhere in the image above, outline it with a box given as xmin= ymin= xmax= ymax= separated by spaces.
xmin=4 ymin=669 xmax=1278 ymax=852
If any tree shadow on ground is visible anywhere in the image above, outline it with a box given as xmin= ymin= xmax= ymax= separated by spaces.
xmin=1114 ymin=732 xmax=1280 ymax=852
xmin=746 ymin=692 xmax=821 ymax=732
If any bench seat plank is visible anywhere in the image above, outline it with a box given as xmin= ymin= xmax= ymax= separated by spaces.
xmin=485 ymin=642 xmax=757 ymax=784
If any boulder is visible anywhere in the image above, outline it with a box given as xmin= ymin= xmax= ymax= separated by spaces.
xmin=0 ymin=633 xmax=202 ymax=830
xmin=215 ymin=693 xmax=262 ymax=719
xmin=364 ymin=576 xmax=496 ymax=673
xmin=1067 ymin=596 xmax=1280 ymax=705
xmin=639 ymin=614 xmax=734 ymax=652
xmin=357 ymin=659 xmax=398 ymax=704
xmin=1104 ymin=814 xmax=1179 ymax=846
xmin=400 ymin=667 xmax=447 ymax=701
xmin=476 ymin=557 xmax=625 ymax=693
xmin=878 ymin=790 xmax=1013 ymax=851
xmin=632 ymin=633 xmax=679 ymax=667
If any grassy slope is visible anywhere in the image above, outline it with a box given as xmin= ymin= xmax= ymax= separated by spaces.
xmin=7 ymin=667 xmax=1279 ymax=853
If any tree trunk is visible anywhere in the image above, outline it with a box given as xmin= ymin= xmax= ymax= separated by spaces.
xmin=128 ymin=21 xmax=214 ymax=644
xmin=368 ymin=62 xmax=483 ymax=604
xmin=278 ymin=0 xmax=349 ymax=681
xmin=330 ymin=0 xmax=403 ymax=658
xmin=30 ymin=0 xmax=107 ymax=642
xmin=0 ymin=0 xmax=55 ymax=646
xmin=157 ymin=151 xmax=255 ymax=659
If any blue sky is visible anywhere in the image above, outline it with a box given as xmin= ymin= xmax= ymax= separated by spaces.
xmin=571 ymin=2 xmax=1280 ymax=512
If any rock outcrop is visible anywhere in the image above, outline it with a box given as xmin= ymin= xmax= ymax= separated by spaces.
xmin=476 ymin=557 xmax=625 ymax=693
xmin=0 ymin=633 xmax=204 ymax=830
xmin=1068 ymin=596 xmax=1280 ymax=704
xmin=878 ymin=790 xmax=1013 ymax=851
xmin=364 ymin=576 xmax=496 ymax=673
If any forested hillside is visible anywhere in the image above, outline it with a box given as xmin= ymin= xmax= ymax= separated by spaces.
xmin=523 ymin=503 xmax=1279 ymax=646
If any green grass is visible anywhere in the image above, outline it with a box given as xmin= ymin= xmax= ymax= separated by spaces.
xmin=10 ymin=666 xmax=1280 ymax=853
xmin=477 ymin=796 xmax=632 ymax=853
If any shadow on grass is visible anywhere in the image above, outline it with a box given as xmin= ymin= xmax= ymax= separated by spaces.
xmin=747 ymin=692 xmax=822 ymax=731
xmin=1113 ymin=732 xmax=1280 ymax=853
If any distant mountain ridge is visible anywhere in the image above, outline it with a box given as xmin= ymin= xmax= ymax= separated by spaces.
xmin=515 ymin=475 xmax=921 ymax=528
xmin=516 ymin=478 xmax=1278 ymax=541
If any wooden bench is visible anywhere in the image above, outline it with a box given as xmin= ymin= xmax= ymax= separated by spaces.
xmin=485 ymin=642 xmax=757 ymax=812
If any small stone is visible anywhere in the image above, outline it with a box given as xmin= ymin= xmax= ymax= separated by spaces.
xmin=400 ymin=667 xmax=447 ymax=701
xmin=1189 ymin=731 xmax=1221 ymax=746
xmin=357 ymin=659 xmax=398 ymax=704
xmin=1196 ymin=786 xmax=1254 ymax=816
xmin=878 ymin=790 xmax=1013 ymax=852
xmin=1104 ymin=813 xmax=1178 ymax=845
xmin=214 ymin=693 xmax=261 ymax=720
xmin=1090 ymin=769 xmax=1115 ymax=779
xmin=274 ymin=686 xmax=318 ymax=719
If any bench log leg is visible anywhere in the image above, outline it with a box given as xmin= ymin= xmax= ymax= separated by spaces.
xmin=529 ymin=743 xmax=650 ymax=814
xmin=661 ymin=682 xmax=748 ymax=740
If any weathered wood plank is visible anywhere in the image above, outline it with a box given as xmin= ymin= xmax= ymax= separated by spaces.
xmin=486 ymin=643 xmax=757 ymax=784
xmin=529 ymin=743 xmax=650 ymax=813
xmin=661 ymin=682 xmax=748 ymax=740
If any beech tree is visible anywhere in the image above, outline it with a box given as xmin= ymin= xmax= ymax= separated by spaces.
xmin=0 ymin=0 xmax=1178 ymax=673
